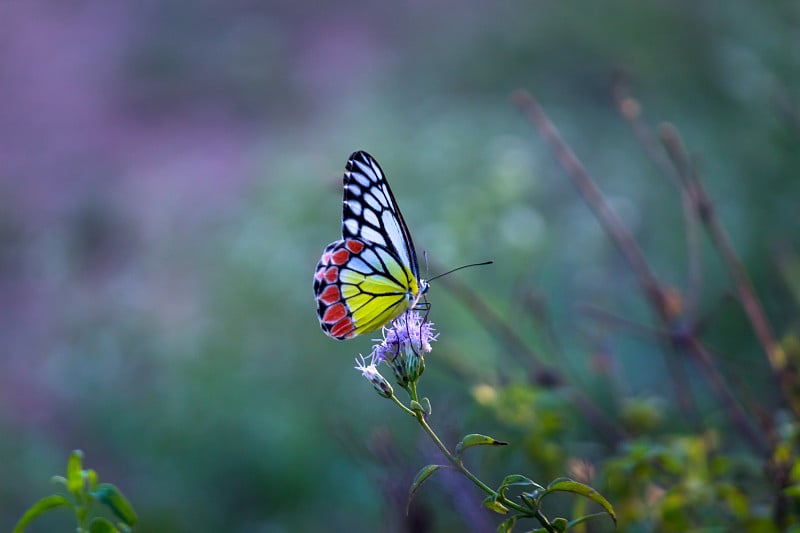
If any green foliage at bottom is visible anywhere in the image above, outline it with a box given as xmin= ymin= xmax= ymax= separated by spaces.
xmin=13 ymin=450 xmax=137 ymax=533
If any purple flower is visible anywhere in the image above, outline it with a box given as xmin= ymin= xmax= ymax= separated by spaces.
xmin=354 ymin=355 xmax=394 ymax=398
xmin=368 ymin=311 xmax=438 ymax=386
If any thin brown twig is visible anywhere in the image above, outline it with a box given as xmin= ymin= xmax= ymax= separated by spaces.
xmin=578 ymin=300 xmax=785 ymax=432
xmin=520 ymin=289 xmax=571 ymax=368
xmin=578 ymin=302 xmax=664 ymax=340
xmin=435 ymin=270 xmax=628 ymax=445
xmin=773 ymin=83 xmax=800 ymax=136
xmin=512 ymin=91 xmax=668 ymax=318
xmin=680 ymin=186 xmax=704 ymax=323
xmin=611 ymin=79 xmax=789 ymax=439
xmin=612 ymin=78 xmax=682 ymax=187
xmin=659 ymin=125 xmax=798 ymax=417
xmin=611 ymin=79 xmax=705 ymax=420
xmin=578 ymin=301 xmax=700 ymax=424
xmin=612 ymin=78 xmax=704 ymax=322
xmin=512 ymin=89 xmax=768 ymax=455
xmin=432 ymin=267 xmax=548 ymax=376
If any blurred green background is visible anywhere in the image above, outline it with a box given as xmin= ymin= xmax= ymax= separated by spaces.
xmin=2 ymin=1 xmax=799 ymax=531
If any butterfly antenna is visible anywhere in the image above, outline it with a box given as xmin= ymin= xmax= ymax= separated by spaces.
xmin=427 ymin=261 xmax=494 ymax=283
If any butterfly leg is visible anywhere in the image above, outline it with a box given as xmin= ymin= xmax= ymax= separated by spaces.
xmin=414 ymin=295 xmax=432 ymax=326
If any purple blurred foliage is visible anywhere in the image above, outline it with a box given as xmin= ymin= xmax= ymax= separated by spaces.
xmin=0 ymin=2 xmax=258 ymax=227
xmin=0 ymin=2 xmax=266 ymax=426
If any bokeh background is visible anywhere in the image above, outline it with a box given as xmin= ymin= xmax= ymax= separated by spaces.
xmin=2 ymin=1 xmax=799 ymax=531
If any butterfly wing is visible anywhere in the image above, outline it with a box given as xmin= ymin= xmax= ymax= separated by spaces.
xmin=341 ymin=151 xmax=420 ymax=280
xmin=313 ymin=151 xmax=424 ymax=340
xmin=314 ymin=238 xmax=418 ymax=339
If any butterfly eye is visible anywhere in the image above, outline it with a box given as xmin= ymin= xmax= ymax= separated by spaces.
xmin=419 ymin=279 xmax=430 ymax=294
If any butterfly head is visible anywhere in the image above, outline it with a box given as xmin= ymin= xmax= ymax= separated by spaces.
xmin=418 ymin=278 xmax=429 ymax=296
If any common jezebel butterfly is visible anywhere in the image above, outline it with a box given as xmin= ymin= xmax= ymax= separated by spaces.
xmin=313 ymin=151 xmax=428 ymax=340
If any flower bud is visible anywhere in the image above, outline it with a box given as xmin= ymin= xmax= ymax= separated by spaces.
xmin=354 ymin=356 xmax=394 ymax=398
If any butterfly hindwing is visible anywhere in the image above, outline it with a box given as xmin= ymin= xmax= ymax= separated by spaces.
xmin=314 ymin=151 xmax=426 ymax=340
xmin=314 ymin=240 xmax=359 ymax=339
xmin=314 ymin=238 xmax=416 ymax=339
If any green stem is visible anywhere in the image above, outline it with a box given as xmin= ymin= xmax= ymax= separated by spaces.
xmin=409 ymin=380 xmax=419 ymax=403
xmin=533 ymin=509 xmax=555 ymax=532
xmin=415 ymin=413 xmax=497 ymax=498
xmin=390 ymin=393 xmax=416 ymax=416
xmin=76 ymin=492 xmax=86 ymax=531
xmin=398 ymin=386 xmax=555 ymax=532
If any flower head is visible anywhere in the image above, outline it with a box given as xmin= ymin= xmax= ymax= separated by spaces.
xmin=369 ymin=311 xmax=438 ymax=386
xmin=372 ymin=311 xmax=437 ymax=363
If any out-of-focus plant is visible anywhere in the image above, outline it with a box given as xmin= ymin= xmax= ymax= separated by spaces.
xmin=354 ymin=311 xmax=616 ymax=532
xmin=12 ymin=450 xmax=137 ymax=533
xmin=427 ymin=86 xmax=800 ymax=532
xmin=604 ymin=434 xmax=769 ymax=531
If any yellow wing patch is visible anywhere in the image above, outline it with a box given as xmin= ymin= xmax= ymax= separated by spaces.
xmin=340 ymin=259 xmax=420 ymax=336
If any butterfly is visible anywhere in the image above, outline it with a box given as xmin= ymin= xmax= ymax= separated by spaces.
xmin=314 ymin=151 xmax=429 ymax=340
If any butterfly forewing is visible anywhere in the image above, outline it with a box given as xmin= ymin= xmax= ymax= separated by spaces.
xmin=314 ymin=151 xmax=425 ymax=340
xmin=342 ymin=151 xmax=420 ymax=279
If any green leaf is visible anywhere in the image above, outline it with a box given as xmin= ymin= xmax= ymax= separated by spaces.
xmin=88 ymin=517 xmax=120 ymax=533
xmin=520 ymin=491 xmax=539 ymax=509
xmin=552 ymin=517 xmax=568 ymax=532
xmin=455 ymin=434 xmax=509 ymax=457
xmin=482 ymin=496 xmax=509 ymax=514
xmin=564 ymin=512 xmax=615 ymax=530
xmin=541 ymin=478 xmax=616 ymax=525
xmin=409 ymin=400 xmax=424 ymax=413
xmin=91 ymin=483 xmax=138 ymax=526
xmin=67 ymin=450 xmax=85 ymax=495
xmin=12 ymin=495 xmax=72 ymax=533
xmin=420 ymin=397 xmax=432 ymax=416
xmin=496 ymin=514 xmax=519 ymax=532
xmin=501 ymin=474 xmax=542 ymax=489
xmin=784 ymin=484 xmax=800 ymax=499
xmin=406 ymin=464 xmax=444 ymax=515
xmin=86 ymin=469 xmax=99 ymax=491
xmin=497 ymin=474 xmax=543 ymax=501
xmin=716 ymin=483 xmax=748 ymax=518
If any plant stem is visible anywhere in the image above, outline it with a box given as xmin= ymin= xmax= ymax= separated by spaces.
xmin=409 ymin=380 xmax=419 ymax=404
xmin=390 ymin=393 xmax=416 ymax=417
xmin=512 ymin=89 xmax=768 ymax=455
xmin=398 ymin=385 xmax=556 ymax=532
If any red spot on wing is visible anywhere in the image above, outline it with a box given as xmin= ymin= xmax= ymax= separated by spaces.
xmin=324 ymin=267 xmax=339 ymax=283
xmin=319 ymin=285 xmax=340 ymax=305
xmin=331 ymin=249 xmax=350 ymax=265
xmin=331 ymin=317 xmax=355 ymax=338
xmin=346 ymin=240 xmax=365 ymax=253
xmin=322 ymin=303 xmax=347 ymax=324
xmin=315 ymin=241 xmax=363 ymax=339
